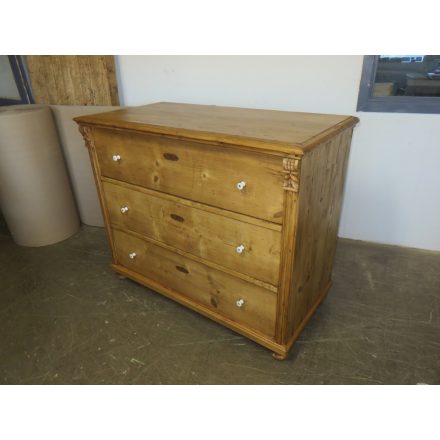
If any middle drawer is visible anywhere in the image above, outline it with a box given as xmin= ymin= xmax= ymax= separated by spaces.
xmin=102 ymin=179 xmax=281 ymax=287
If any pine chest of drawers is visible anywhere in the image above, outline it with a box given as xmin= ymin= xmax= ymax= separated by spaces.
xmin=76 ymin=102 xmax=358 ymax=359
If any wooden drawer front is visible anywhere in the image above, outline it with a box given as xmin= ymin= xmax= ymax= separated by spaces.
xmin=103 ymin=180 xmax=281 ymax=286
xmin=93 ymin=128 xmax=284 ymax=224
xmin=112 ymin=229 xmax=277 ymax=337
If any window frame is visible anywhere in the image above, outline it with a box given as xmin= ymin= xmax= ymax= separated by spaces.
xmin=356 ymin=55 xmax=440 ymax=114
xmin=0 ymin=56 xmax=34 ymax=106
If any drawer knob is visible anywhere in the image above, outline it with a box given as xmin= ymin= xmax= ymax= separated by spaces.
xmin=129 ymin=252 xmax=137 ymax=259
xmin=236 ymin=181 xmax=246 ymax=191
xmin=236 ymin=298 xmax=245 ymax=308
xmin=112 ymin=154 xmax=121 ymax=162
xmin=236 ymin=244 xmax=245 ymax=254
xmin=120 ymin=206 xmax=129 ymax=214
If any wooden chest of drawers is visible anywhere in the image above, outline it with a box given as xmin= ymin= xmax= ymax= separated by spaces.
xmin=76 ymin=102 xmax=358 ymax=359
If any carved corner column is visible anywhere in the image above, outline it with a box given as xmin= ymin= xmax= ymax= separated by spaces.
xmin=275 ymin=155 xmax=303 ymax=347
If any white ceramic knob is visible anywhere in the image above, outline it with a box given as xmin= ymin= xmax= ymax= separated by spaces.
xmin=236 ymin=244 xmax=245 ymax=254
xmin=120 ymin=206 xmax=129 ymax=214
xmin=129 ymin=252 xmax=136 ymax=259
xmin=236 ymin=181 xmax=246 ymax=191
xmin=112 ymin=154 xmax=121 ymax=162
xmin=236 ymin=298 xmax=245 ymax=308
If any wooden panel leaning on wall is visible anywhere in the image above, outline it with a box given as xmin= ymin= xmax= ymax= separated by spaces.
xmin=75 ymin=102 xmax=359 ymax=359
xmin=26 ymin=55 xmax=119 ymax=106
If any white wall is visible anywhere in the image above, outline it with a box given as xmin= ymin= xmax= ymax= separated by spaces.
xmin=116 ymin=56 xmax=440 ymax=251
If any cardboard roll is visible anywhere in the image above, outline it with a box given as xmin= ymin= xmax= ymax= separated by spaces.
xmin=51 ymin=105 xmax=121 ymax=226
xmin=0 ymin=105 xmax=80 ymax=246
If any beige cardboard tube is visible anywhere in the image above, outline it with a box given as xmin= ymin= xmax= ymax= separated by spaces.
xmin=50 ymin=105 xmax=121 ymax=227
xmin=0 ymin=105 xmax=80 ymax=246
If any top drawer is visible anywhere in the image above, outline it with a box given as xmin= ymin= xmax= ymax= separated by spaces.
xmin=92 ymin=127 xmax=284 ymax=224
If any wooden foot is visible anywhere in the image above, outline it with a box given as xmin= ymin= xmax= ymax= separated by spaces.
xmin=272 ymin=352 xmax=288 ymax=361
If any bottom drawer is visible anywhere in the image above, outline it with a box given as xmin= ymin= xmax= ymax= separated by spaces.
xmin=112 ymin=229 xmax=277 ymax=337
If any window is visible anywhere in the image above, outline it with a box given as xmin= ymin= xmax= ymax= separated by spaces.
xmin=0 ymin=56 xmax=33 ymax=106
xmin=357 ymin=55 xmax=440 ymax=114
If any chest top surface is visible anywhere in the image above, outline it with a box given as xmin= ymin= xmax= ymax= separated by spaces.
xmin=75 ymin=102 xmax=358 ymax=155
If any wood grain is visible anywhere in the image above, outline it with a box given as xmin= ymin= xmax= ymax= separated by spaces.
xmin=282 ymin=280 xmax=332 ymax=358
xmin=112 ymin=263 xmax=289 ymax=355
xmin=112 ymin=225 xmax=278 ymax=293
xmin=286 ymin=128 xmax=354 ymax=338
xmin=112 ymin=228 xmax=277 ymax=336
xmin=76 ymin=102 xmax=359 ymax=358
xmin=102 ymin=179 xmax=281 ymax=286
xmin=93 ymin=127 xmax=285 ymax=223
xmin=102 ymin=176 xmax=281 ymax=232
xmin=274 ymin=189 xmax=301 ymax=344
xmin=26 ymin=56 xmax=119 ymax=105
xmin=75 ymin=102 xmax=359 ymax=154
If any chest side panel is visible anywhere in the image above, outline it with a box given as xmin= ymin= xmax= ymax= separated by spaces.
xmin=287 ymin=128 xmax=354 ymax=339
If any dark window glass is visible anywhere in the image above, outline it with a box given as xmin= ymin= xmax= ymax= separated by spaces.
xmin=357 ymin=55 xmax=440 ymax=114
xmin=373 ymin=55 xmax=440 ymax=97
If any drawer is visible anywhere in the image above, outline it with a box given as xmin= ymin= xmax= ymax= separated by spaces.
xmin=102 ymin=179 xmax=281 ymax=286
xmin=112 ymin=229 xmax=277 ymax=337
xmin=93 ymin=127 xmax=284 ymax=224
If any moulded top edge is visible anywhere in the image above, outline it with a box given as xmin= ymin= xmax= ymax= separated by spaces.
xmin=74 ymin=102 xmax=359 ymax=154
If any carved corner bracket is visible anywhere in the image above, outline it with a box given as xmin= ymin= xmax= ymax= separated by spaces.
xmin=282 ymin=156 xmax=302 ymax=192
xmin=78 ymin=125 xmax=95 ymax=149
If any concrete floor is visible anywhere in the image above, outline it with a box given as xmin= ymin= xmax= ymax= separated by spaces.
xmin=0 ymin=219 xmax=439 ymax=384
